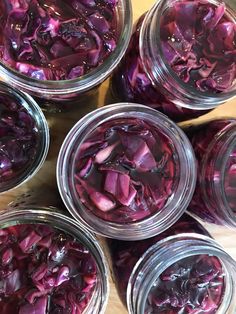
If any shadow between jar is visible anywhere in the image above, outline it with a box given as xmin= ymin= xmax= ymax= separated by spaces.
xmin=57 ymin=103 xmax=197 ymax=240
xmin=0 ymin=207 xmax=109 ymax=314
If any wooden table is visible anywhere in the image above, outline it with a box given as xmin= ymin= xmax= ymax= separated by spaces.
xmin=0 ymin=1 xmax=236 ymax=313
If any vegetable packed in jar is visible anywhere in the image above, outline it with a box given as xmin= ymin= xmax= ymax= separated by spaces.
xmin=107 ymin=214 xmax=236 ymax=314
xmin=0 ymin=208 xmax=109 ymax=314
xmin=0 ymin=0 xmax=119 ymax=80
xmin=188 ymin=119 xmax=236 ymax=228
xmin=0 ymin=82 xmax=49 ymax=193
xmin=0 ymin=0 xmax=132 ymax=101
xmin=57 ymin=103 xmax=196 ymax=240
xmin=111 ymin=0 xmax=236 ymax=121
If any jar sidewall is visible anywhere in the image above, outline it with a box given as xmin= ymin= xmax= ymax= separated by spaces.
xmin=0 ymin=207 xmax=109 ymax=314
xmin=57 ymin=103 xmax=197 ymax=240
xmin=0 ymin=82 xmax=49 ymax=193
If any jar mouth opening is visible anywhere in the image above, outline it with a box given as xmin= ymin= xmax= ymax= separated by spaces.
xmin=57 ymin=103 xmax=196 ymax=240
xmin=140 ymin=0 xmax=236 ymax=108
xmin=0 ymin=208 xmax=109 ymax=314
xmin=0 ymin=82 xmax=49 ymax=193
xmin=127 ymin=234 xmax=236 ymax=314
xmin=0 ymin=0 xmax=133 ymax=95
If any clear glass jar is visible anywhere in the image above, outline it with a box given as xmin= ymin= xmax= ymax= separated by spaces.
xmin=0 ymin=207 xmax=109 ymax=313
xmin=57 ymin=103 xmax=196 ymax=240
xmin=188 ymin=119 xmax=236 ymax=228
xmin=107 ymin=214 xmax=236 ymax=314
xmin=0 ymin=82 xmax=49 ymax=193
xmin=111 ymin=0 xmax=236 ymax=122
xmin=0 ymin=0 xmax=132 ymax=106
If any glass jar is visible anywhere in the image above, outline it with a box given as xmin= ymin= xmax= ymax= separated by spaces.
xmin=111 ymin=0 xmax=236 ymax=122
xmin=0 ymin=0 xmax=132 ymax=107
xmin=107 ymin=214 xmax=236 ymax=314
xmin=0 ymin=207 xmax=109 ymax=313
xmin=0 ymin=82 xmax=49 ymax=193
xmin=188 ymin=119 xmax=236 ymax=228
xmin=57 ymin=103 xmax=196 ymax=240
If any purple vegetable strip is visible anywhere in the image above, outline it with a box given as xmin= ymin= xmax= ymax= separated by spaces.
xmin=74 ymin=117 xmax=178 ymax=223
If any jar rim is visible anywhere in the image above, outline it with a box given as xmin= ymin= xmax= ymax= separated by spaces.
xmin=57 ymin=103 xmax=197 ymax=240
xmin=127 ymin=233 xmax=236 ymax=314
xmin=200 ymin=120 xmax=236 ymax=226
xmin=139 ymin=0 xmax=236 ymax=110
xmin=0 ymin=207 xmax=110 ymax=314
xmin=0 ymin=82 xmax=49 ymax=193
xmin=0 ymin=0 xmax=133 ymax=97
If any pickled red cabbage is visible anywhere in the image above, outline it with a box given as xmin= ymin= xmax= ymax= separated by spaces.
xmin=107 ymin=214 xmax=212 ymax=305
xmin=145 ymin=255 xmax=224 ymax=314
xmin=111 ymin=1 xmax=235 ymax=121
xmin=0 ymin=94 xmax=38 ymax=184
xmin=74 ymin=117 xmax=178 ymax=223
xmin=0 ymin=0 xmax=119 ymax=80
xmin=0 ymin=224 xmax=97 ymax=313
xmin=188 ymin=120 xmax=236 ymax=223
xmin=160 ymin=1 xmax=236 ymax=93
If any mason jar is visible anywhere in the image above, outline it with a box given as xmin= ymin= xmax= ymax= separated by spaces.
xmin=0 ymin=0 xmax=132 ymax=110
xmin=57 ymin=103 xmax=196 ymax=240
xmin=107 ymin=214 xmax=236 ymax=314
xmin=111 ymin=0 xmax=236 ymax=121
xmin=0 ymin=82 xmax=49 ymax=193
xmin=0 ymin=207 xmax=109 ymax=313
xmin=188 ymin=119 xmax=236 ymax=228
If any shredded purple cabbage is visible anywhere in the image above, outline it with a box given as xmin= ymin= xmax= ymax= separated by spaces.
xmin=107 ymin=214 xmax=213 ymax=306
xmin=74 ymin=117 xmax=178 ymax=223
xmin=111 ymin=1 xmax=236 ymax=121
xmin=0 ymin=0 xmax=119 ymax=80
xmin=188 ymin=120 xmax=236 ymax=223
xmin=160 ymin=1 xmax=236 ymax=93
xmin=145 ymin=254 xmax=224 ymax=314
xmin=0 ymin=94 xmax=38 ymax=185
xmin=0 ymin=223 xmax=97 ymax=314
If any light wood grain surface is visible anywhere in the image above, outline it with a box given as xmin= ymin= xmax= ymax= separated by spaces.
xmin=0 ymin=1 xmax=235 ymax=313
